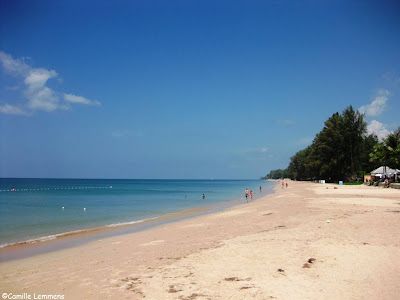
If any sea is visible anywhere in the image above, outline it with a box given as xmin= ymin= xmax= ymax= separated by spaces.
xmin=0 ymin=178 xmax=274 ymax=249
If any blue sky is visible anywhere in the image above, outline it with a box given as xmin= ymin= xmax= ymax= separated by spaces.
xmin=1 ymin=0 xmax=399 ymax=179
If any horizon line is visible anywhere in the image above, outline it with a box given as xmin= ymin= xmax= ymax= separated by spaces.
xmin=0 ymin=177 xmax=263 ymax=181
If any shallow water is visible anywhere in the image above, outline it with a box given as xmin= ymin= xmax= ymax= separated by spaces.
xmin=0 ymin=178 xmax=273 ymax=247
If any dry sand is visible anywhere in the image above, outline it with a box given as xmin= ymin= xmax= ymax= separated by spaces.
xmin=1 ymin=181 xmax=399 ymax=299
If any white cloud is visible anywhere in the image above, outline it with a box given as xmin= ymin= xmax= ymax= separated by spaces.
xmin=27 ymin=87 xmax=59 ymax=112
xmin=367 ymin=120 xmax=391 ymax=140
xmin=359 ymin=89 xmax=389 ymax=117
xmin=0 ymin=51 xmax=101 ymax=115
xmin=64 ymin=93 xmax=101 ymax=106
xmin=0 ymin=104 xmax=28 ymax=115
xmin=25 ymin=69 xmax=57 ymax=90
xmin=0 ymin=52 xmax=30 ymax=76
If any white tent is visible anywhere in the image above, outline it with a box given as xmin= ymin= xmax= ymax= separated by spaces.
xmin=370 ymin=166 xmax=400 ymax=175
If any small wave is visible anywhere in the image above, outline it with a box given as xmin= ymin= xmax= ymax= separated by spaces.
xmin=0 ymin=229 xmax=86 ymax=249
xmin=106 ymin=217 xmax=157 ymax=227
xmin=0 ymin=217 xmax=158 ymax=249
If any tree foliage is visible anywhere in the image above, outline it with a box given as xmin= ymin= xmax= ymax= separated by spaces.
xmin=265 ymin=106 xmax=398 ymax=182
xmin=370 ymin=127 xmax=400 ymax=169
xmin=265 ymin=169 xmax=289 ymax=179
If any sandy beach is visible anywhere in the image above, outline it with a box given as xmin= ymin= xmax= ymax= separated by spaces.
xmin=1 ymin=181 xmax=399 ymax=300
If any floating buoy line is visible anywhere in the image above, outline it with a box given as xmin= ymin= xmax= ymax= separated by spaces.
xmin=0 ymin=186 xmax=113 ymax=193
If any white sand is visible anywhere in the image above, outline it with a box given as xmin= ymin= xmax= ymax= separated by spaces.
xmin=1 ymin=181 xmax=399 ymax=299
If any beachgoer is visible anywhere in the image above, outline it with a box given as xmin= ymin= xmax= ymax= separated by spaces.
xmin=282 ymin=181 xmax=284 ymax=189
xmin=250 ymin=190 xmax=253 ymax=200
xmin=184 ymin=195 xmax=187 ymax=199
xmin=259 ymin=186 xmax=262 ymax=193
xmin=245 ymin=188 xmax=249 ymax=203
xmin=286 ymin=182 xmax=288 ymax=188
xmin=384 ymin=179 xmax=389 ymax=188
xmin=202 ymin=193 xmax=205 ymax=199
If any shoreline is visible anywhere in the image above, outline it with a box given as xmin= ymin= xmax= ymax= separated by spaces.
xmin=1 ymin=181 xmax=399 ymax=299
xmin=0 ymin=184 xmax=270 ymax=262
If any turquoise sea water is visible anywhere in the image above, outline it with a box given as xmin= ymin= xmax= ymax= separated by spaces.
xmin=0 ymin=179 xmax=273 ymax=247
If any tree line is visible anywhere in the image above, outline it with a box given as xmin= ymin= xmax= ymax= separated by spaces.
xmin=264 ymin=106 xmax=400 ymax=182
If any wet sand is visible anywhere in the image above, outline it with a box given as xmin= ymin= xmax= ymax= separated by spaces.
xmin=1 ymin=181 xmax=399 ymax=299
xmin=0 ymin=204 xmax=235 ymax=262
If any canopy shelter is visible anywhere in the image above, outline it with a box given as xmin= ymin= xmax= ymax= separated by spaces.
xmin=371 ymin=166 xmax=400 ymax=182
xmin=370 ymin=166 xmax=400 ymax=176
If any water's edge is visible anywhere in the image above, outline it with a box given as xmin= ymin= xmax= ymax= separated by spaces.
xmin=0 ymin=183 xmax=275 ymax=262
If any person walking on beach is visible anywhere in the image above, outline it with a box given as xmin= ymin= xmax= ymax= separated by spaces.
xmin=286 ymin=182 xmax=288 ymax=188
xmin=259 ymin=186 xmax=262 ymax=193
xmin=245 ymin=188 xmax=249 ymax=203
xmin=202 ymin=194 xmax=205 ymax=199
xmin=250 ymin=190 xmax=253 ymax=201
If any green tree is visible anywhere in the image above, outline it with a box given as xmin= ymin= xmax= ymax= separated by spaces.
xmin=311 ymin=112 xmax=345 ymax=181
xmin=287 ymin=146 xmax=312 ymax=180
xmin=370 ymin=127 xmax=400 ymax=169
xmin=264 ymin=105 xmax=384 ymax=183
xmin=266 ymin=169 xmax=288 ymax=179
xmin=386 ymin=127 xmax=400 ymax=169
xmin=341 ymin=106 xmax=367 ymax=180
xmin=360 ymin=134 xmax=380 ymax=173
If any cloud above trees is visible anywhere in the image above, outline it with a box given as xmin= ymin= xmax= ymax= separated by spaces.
xmin=359 ymin=89 xmax=389 ymax=117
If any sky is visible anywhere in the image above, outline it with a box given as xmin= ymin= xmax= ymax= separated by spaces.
xmin=0 ymin=0 xmax=399 ymax=179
